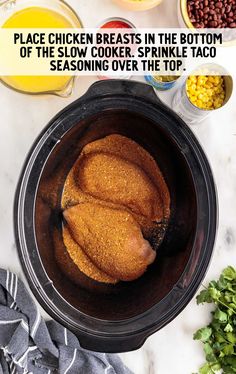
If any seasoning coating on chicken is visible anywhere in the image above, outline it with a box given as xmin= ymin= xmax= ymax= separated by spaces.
xmin=63 ymin=226 xmax=118 ymax=284
xmin=76 ymin=152 xmax=162 ymax=221
xmin=61 ymin=135 xmax=170 ymax=284
xmin=64 ymin=203 xmax=156 ymax=281
xmin=62 ymin=134 xmax=170 ymax=222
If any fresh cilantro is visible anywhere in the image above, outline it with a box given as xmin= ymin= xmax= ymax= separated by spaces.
xmin=194 ymin=267 xmax=236 ymax=374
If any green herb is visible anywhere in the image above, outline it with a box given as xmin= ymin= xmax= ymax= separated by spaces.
xmin=194 ymin=266 xmax=236 ymax=374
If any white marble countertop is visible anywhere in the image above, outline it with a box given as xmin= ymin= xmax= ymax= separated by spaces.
xmin=0 ymin=1 xmax=236 ymax=373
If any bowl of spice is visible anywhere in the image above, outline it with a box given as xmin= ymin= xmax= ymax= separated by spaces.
xmin=113 ymin=0 xmax=163 ymax=11
xmin=178 ymin=0 xmax=236 ymax=29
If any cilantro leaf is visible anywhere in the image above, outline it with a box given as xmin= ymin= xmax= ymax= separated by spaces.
xmin=223 ymin=267 xmax=236 ymax=281
xmin=199 ymin=363 xmax=214 ymax=374
xmin=224 ymin=324 xmax=233 ymax=333
xmin=194 ymin=327 xmax=212 ymax=342
xmin=197 ymin=290 xmax=213 ymax=304
xmin=214 ymin=309 xmax=228 ymax=323
xmin=223 ymin=344 xmax=234 ymax=356
xmin=208 ymin=287 xmax=221 ymax=301
xmin=226 ymin=332 xmax=236 ymax=344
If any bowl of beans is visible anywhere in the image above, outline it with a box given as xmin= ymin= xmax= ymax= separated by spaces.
xmin=178 ymin=0 xmax=236 ymax=29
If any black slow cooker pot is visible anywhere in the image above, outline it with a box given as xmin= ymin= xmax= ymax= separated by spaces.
xmin=14 ymin=80 xmax=217 ymax=353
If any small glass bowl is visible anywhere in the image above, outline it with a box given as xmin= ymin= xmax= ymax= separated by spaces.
xmin=113 ymin=0 xmax=163 ymax=12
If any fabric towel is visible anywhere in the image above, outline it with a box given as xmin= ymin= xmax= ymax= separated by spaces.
xmin=0 ymin=269 xmax=132 ymax=374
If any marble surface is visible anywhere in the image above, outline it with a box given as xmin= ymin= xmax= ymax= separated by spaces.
xmin=0 ymin=0 xmax=236 ymax=373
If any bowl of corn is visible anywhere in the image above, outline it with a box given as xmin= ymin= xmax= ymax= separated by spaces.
xmin=186 ymin=69 xmax=233 ymax=113
xmin=186 ymin=75 xmax=226 ymax=110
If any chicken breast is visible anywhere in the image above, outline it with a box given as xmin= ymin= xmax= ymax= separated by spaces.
xmin=63 ymin=226 xmax=118 ymax=284
xmin=64 ymin=203 xmax=156 ymax=281
xmin=76 ymin=152 xmax=163 ymax=221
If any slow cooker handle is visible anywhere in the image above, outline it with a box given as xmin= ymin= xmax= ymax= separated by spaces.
xmin=77 ymin=330 xmax=149 ymax=353
xmin=81 ymin=79 xmax=162 ymax=105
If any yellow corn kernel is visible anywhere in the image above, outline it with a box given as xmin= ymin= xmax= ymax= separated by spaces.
xmin=196 ymin=99 xmax=202 ymax=107
xmin=197 ymin=78 xmax=203 ymax=86
xmin=207 ymin=82 xmax=214 ymax=89
xmin=188 ymin=88 xmax=195 ymax=96
xmin=208 ymin=76 xmax=216 ymax=83
xmin=214 ymin=76 xmax=220 ymax=85
xmin=216 ymin=87 xmax=223 ymax=94
xmin=190 ymin=96 xmax=195 ymax=103
xmin=207 ymin=89 xmax=213 ymax=96
xmin=198 ymin=93 xmax=204 ymax=100
xmin=189 ymin=76 xmax=197 ymax=83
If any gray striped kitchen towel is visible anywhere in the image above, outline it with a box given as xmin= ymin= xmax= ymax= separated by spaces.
xmin=0 ymin=269 xmax=132 ymax=374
